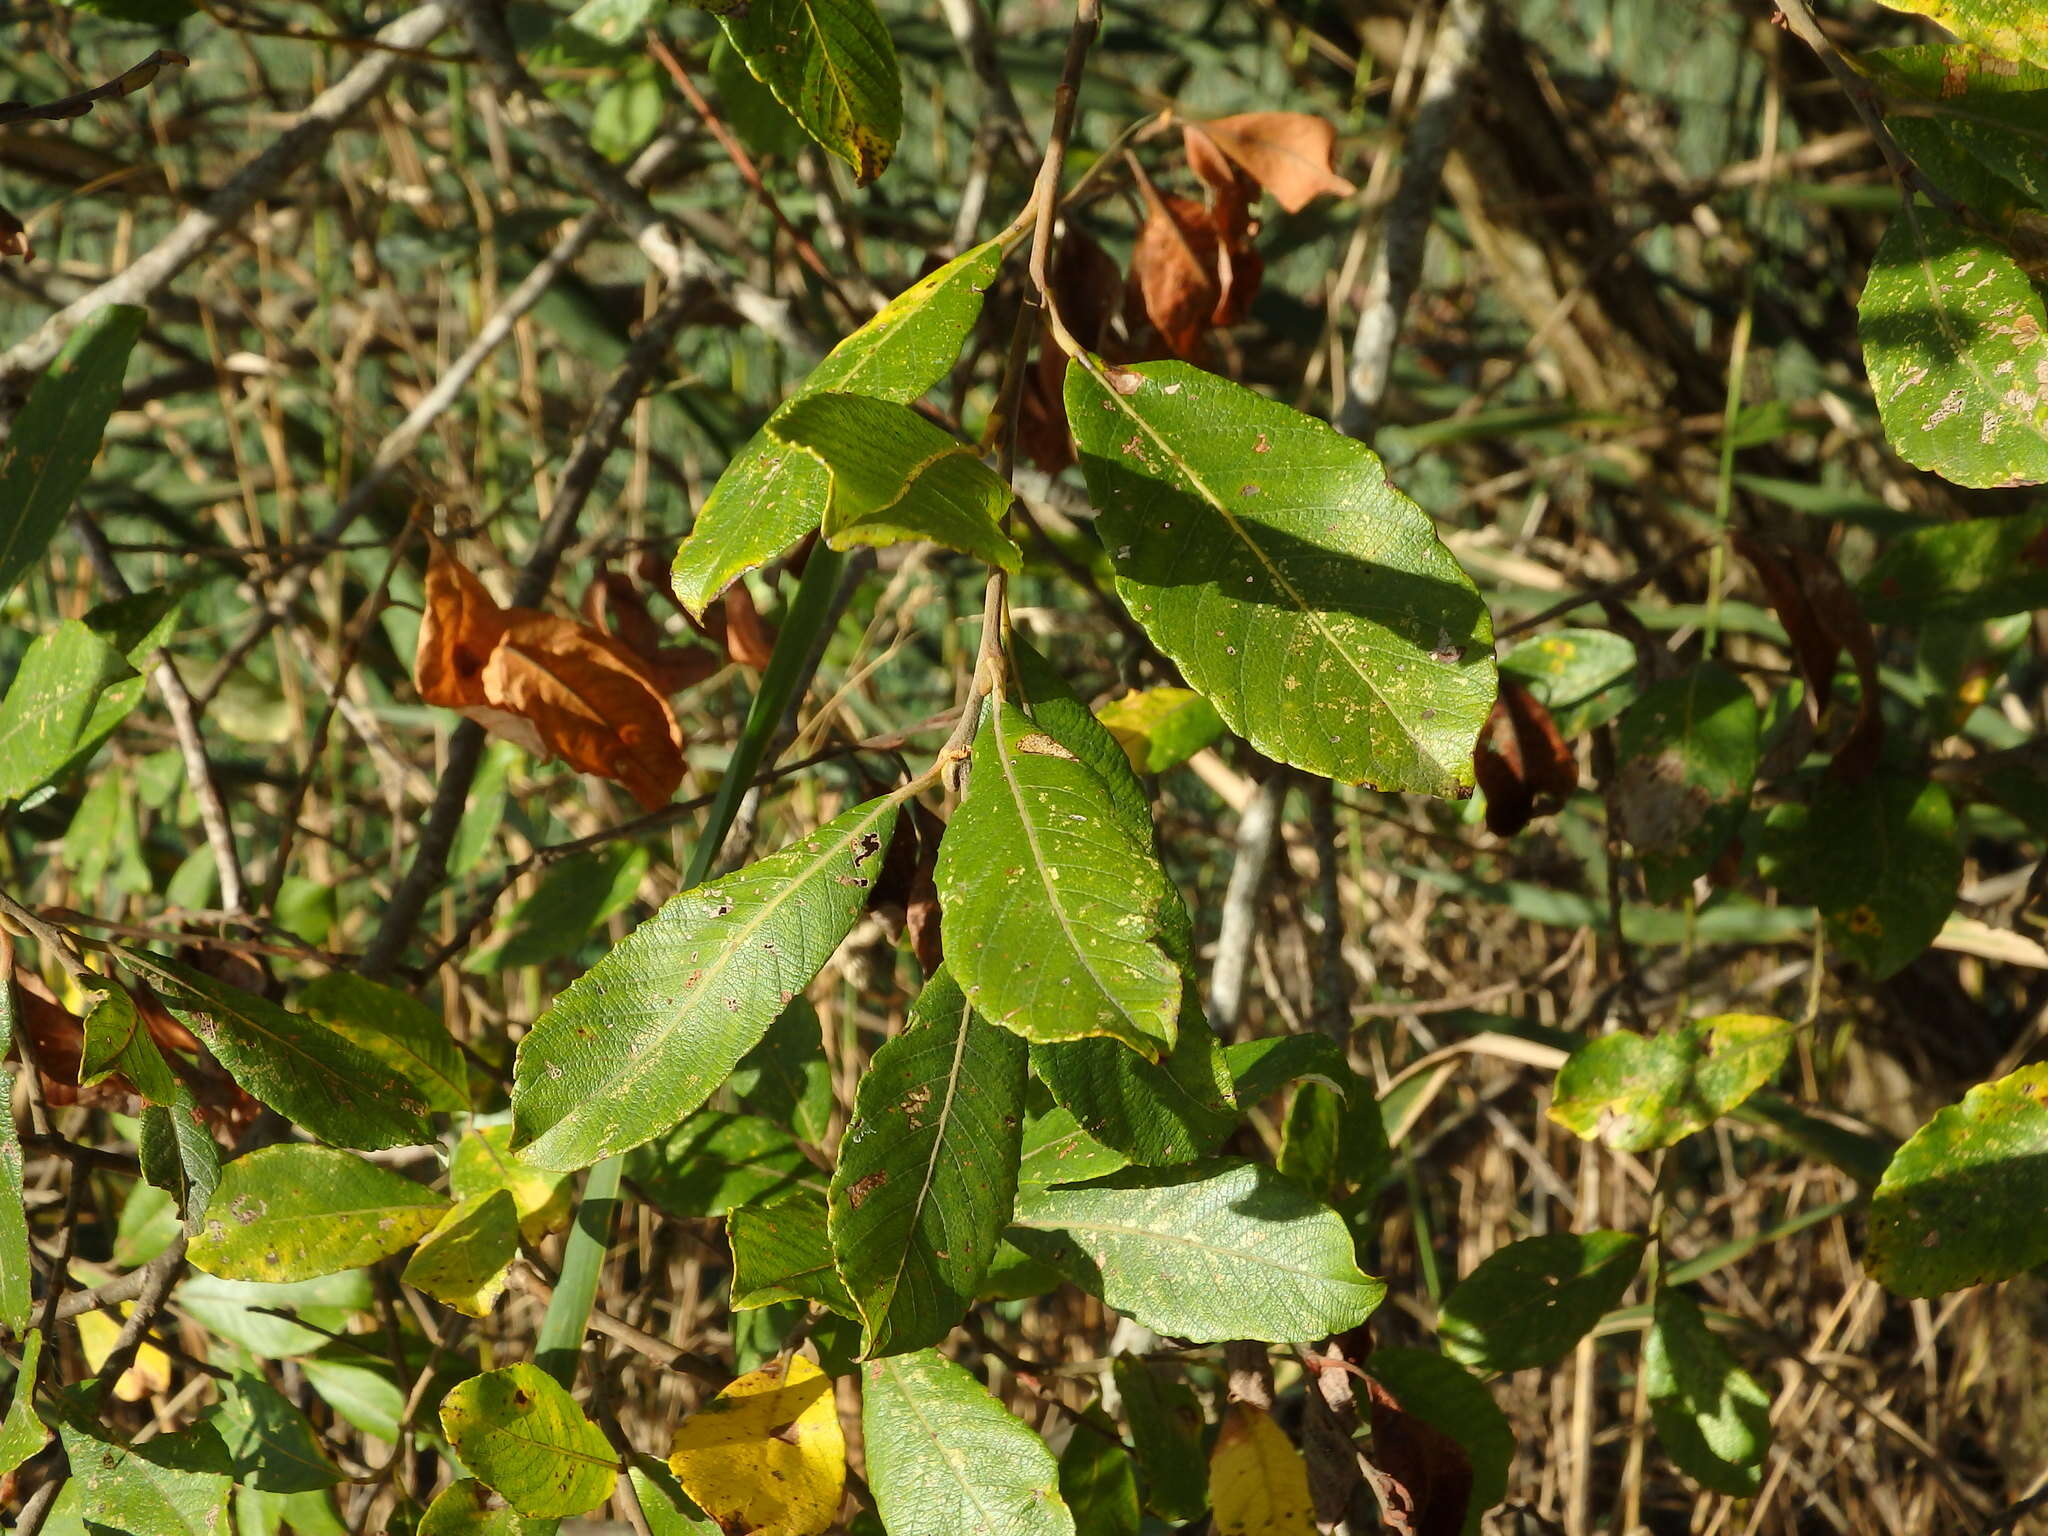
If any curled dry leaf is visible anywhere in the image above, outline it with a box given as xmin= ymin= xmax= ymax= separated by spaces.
xmin=415 ymin=539 xmax=686 ymax=812
xmin=1473 ymin=678 xmax=1578 ymax=837
xmin=1192 ymin=112 xmax=1357 ymax=214
xmin=1129 ymin=181 xmax=1226 ymax=363
xmin=1022 ymin=230 xmax=1126 ymax=473
xmin=1732 ymin=533 xmax=1883 ymax=783
xmin=582 ymin=564 xmax=721 ymax=696
xmin=1362 ymin=1376 xmax=1473 ymax=1536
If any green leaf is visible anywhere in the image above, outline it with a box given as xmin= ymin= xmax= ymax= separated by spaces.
xmin=465 ymin=845 xmax=648 ymax=974
xmin=210 ymin=1372 xmax=341 ymax=1493
xmin=1109 ymin=1355 xmax=1208 ymax=1523
xmin=728 ymin=1188 xmax=856 ymax=1315
xmin=1031 ymin=1006 xmax=1237 ymax=1166
xmin=450 ymin=1124 xmax=574 ymax=1243
xmin=1759 ymin=775 xmax=1960 ymax=980
xmin=403 ymin=1190 xmax=519 ymax=1317
xmin=629 ymin=1455 xmax=721 ymax=1535
xmin=0 ymin=1066 xmax=28 ymax=1334
xmin=440 ymin=1362 xmax=618 ymax=1519
xmin=770 ymin=393 xmax=1020 ymax=571
xmin=710 ymin=34 xmax=805 ymax=159
xmin=862 ymin=1348 xmax=1076 ymax=1536
xmin=301 ymin=1352 xmax=405 ymax=1443
xmin=630 ymin=1111 xmax=817 ymax=1220
xmin=1866 ymin=1062 xmax=2048 ymax=1296
xmin=1008 ymin=1159 xmax=1385 ymax=1343
xmin=0 ymin=620 xmax=137 ymax=802
xmin=1859 ymin=207 xmax=2048 ymax=488
xmin=1361 ymin=1349 xmax=1512 ymax=1534
xmin=1548 ymin=1014 xmax=1795 ymax=1154
xmin=1058 ymin=1407 xmax=1140 ymax=1536
xmin=1868 ymin=0 xmax=2048 ymax=69
xmin=728 ymin=997 xmax=834 ymax=1146
xmin=0 ymin=304 xmax=145 ymax=603
xmin=0 ymin=1330 xmax=47 ymax=1478
xmin=1498 ymin=627 xmax=1637 ymax=737
xmin=188 ymin=1145 xmax=447 ymax=1282
xmin=1859 ymin=506 xmax=2048 ymax=623
xmin=510 ymin=794 xmax=899 ymax=1170
xmin=937 ymin=699 xmax=1181 ymax=1055
xmin=672 ymin=240 xmax=1003 ymax=616
xmin=718 ymin=0 xmax=900 ymax=183
xmin=452 ymin=740 xmax=521 ymax=877
xmin=828 ymin=966 xmax=1027 ymax=1357
xmin=417 ymin=1478 xmax=548 ymax=1535
xmin=1225 ymin=1034 xmax=1350 ymax=1104
xmin=1644 ymin=1290 xmax=1770 ymax=1497
xmin=297 ymin=972 xmax=468 ymax=1115
xmin=124 ymin=952 xmax=432 ymax=1151
xmin=177 ymin=1272 xmax=372 ymax=1360
xmin=54 ymin=1414 xmax=233 ymax=1536
xmin=1018 ymin=1106 xmax=1129 ymax=1188
xmin=1093 ymin=687 xmax=1225 ymax=774
xmin=1611 ymin=664 xmax=1759 ymax=901
xmin=1064 ymin=358 xmax=1496 ymax=795
xmin=1867 ymin=46 xmax=2048 ymax=211
xmin=1439 ymin=1232 xmax=1647 ymax=1372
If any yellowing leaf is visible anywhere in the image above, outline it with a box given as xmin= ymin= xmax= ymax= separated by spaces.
xmin=74 ymin=1303 xmax=171 ymax=1403
xmin=402 ymin=1191 xmax=518 ymax=1318
xmin=450 ymin=1125 xmax=574 ymax=1243
xmin=669 ymin=1355 xmax=844 ymax=1536
xmin=1207 ymin=1405 xmax=1315 ymax=1536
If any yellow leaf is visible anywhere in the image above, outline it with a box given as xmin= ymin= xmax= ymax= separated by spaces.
xmin=669 ymin=1355 xmax=845 ymax=1536
xmin=1209 ymin=1404 xmax=1316 ymax=1536
xmin=73 ymin=1305 xmax=171 ymax=1403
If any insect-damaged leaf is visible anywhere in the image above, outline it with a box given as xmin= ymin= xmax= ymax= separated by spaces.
xmin=416 ymin=540 xmax=685 ymax=813
xmin=719 ymin=0 xmax=900 ymax=184
xmin=771 ymin=393 xmax=1021 ymax=572
xmin=1008 ymin=1159 xmax=1384 ymax=1343
xmin=828 ymin=966 xmax=1027 ymax=1357
xmin=511 ymin=795 xmax=898 ymax=1170
xmin=673 ymin=239 xmax=1003 ymax=616
xmin=1065 ymin=358 xmax=1495 ymax=795
xmin=189 ymin=1145 xmax=447 ymax=1283
xmin=670 ymin=1355 xmax=845 ymax=1536
xmin=1859 ymin=206 xmax=2048 ymax=489
xmin=442 ymin=1362 xmax=618 ymax=1519
xmin=862 ymin=1348 xmax=1075 ymax=1536
xmin=937 ymin=698 xmax=1182 ymax=1057
xmin=1866 ymin=1062 xmax=2048 ymax=1296
xmin=1548 ymin=1015 xmax=1795 ymax=1154
xmin=124 ymin=952 xmax=432 ymax=1151
xmin=1209 ymin=1405 xmax=1316 ymax=1536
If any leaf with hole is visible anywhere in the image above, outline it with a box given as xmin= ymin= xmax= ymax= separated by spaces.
xmin=1548 ymin=1015 xmax=1794 ymax=1154
xmin=669 ymin=1355 xmax=845 ymax=1536
xmin=441 ymin=1363 xmax=618 ymax=1519
xmin=828 ymin=965 xmax=1027 ymax=1357
xmin=510 ymin=794 xmax=898 ymax=1170
xmin=1439 ymin=1231 xmax=1647 ymax=1372
xmin=1008 ymin=1159 xmax=1384 ymax=1343
xmin=1065 ymin=358 xmax=1495 ymax=794
xmin=672 ymin=238 xmax=1003 ymax=614
xmin=1866 ymin=1062 xmax=2048 ymax=1296
xmin=188 ymin=1145 xmax=447 ymax=1283
xmin=938 ymin=698 xmax=1181 ymax=1056
xmin=1859 ymin=207 xmax=2048 ymax=488
xmin=861 ymin=1348 xmax=1075 ymax=1536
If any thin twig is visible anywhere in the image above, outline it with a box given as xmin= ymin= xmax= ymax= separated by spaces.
xmin=513 ymin=1265 xmax=729 ymax=1385
xmin=1336 ymin=0 xmax=1489 ymax=440
xmin=1210 ymin=768 xmax=1290 ymax=1030
xmin=0 ymin=4 xmax=452 ymax=399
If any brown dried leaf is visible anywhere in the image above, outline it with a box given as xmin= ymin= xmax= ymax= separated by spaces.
xmin=1195 ymin=112 xmax=1357 ymax=214
xmin=1474 ymin=679 xmax=1578 ymax=836
xmin=10 ymin=969 xmax=131 ymax=1110
xmin=1732 ymin=533 xmax=1883 ymax=782
xmin=583 ymin=564 xmax=721 ymax=695
xmin=1022 ymin=232 xmax=1127 ymax=472
xmin=1129 ymin=182 xmax=1223 ymax=363
xmin=0 ymin=206 xmax=28 ymax=262
xmin=719 ymin=581 xmax=777 ymax=670
xmin=480 ymin=615 xmax=685 ymax=813
xmin=1363 ymin=1377 xmax=1473 ymax=1536
xmin=0 ymin=50 xmax=189 ymax=128
xmin=416 ymin=537 xmax=510 ymax=713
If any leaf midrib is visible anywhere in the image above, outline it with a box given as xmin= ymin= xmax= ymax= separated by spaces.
xmin=875 ymin=1358 xmax=1035 ymax=1533
xmin=866 ymin=999 xmax=975 ymax=1344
